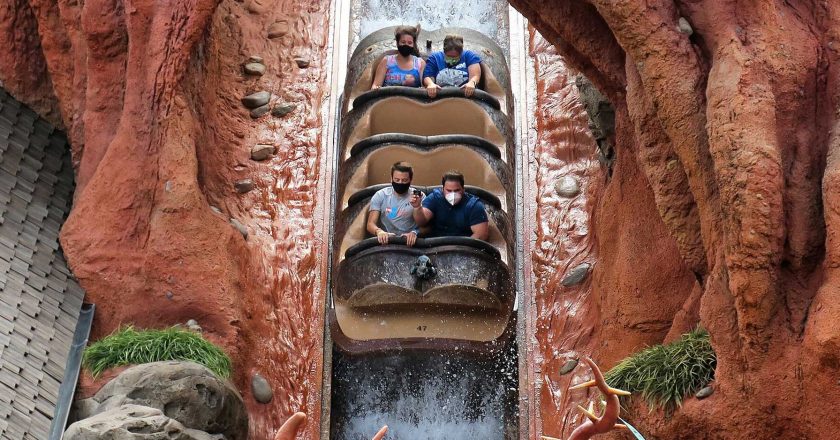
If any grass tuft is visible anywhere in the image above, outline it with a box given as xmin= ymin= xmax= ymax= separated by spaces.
xmin=604 ymin=327 xmax=716 ymax=411
xmin=83 ymin=326 xmax=232 ymax=378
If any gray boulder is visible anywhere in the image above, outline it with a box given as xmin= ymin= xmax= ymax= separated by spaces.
xmin=562 ymin=263 xmax=592 ymax=287
xmin=65 ymin=404 xmax=224 ymax=440
xmin=83 ymin=361 xmax=247 ymax=440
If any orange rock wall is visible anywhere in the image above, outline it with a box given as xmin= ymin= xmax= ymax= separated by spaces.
xmin=524 ymin=30 xmax=697 ymax=439
xmin=514 ymin=0 xmax=840 ymax=438
xmin=0 ymin=0 xmax=332 ymax=438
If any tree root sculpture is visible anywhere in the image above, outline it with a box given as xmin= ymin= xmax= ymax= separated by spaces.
xmin=542 ymin=357 xmax=631 ymax=440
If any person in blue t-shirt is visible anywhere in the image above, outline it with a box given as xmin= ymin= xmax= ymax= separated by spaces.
xmin=371 ymin=25 xmax=426 ymax=89
xmin=411 ymin=170 xmax=489 ymax=240
xmin=422 ymin=34 xmax=482 ymax=98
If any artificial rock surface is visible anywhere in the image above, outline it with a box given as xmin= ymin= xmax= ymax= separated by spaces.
xmin=0 ymin=0 xmax=331 ymax=438
xmin=512 ymin=1 xmax=840 ymax=439
xmin=65 ymin=404 xmax=224 ymax=440
xmin=75 ymin=362 xmax=247 ymax=440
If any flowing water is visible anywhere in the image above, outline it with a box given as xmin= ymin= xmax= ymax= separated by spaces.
xmin=330 ymin=347 xmax=519 ymax=440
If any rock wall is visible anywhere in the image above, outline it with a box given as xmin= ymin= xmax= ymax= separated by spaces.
xmin=0 ymin=0 xmax=332 ymax=438
xmin=513 ymin=0 xmax=840 ymax=439
xmin=524 ymin=31 xmax=697 ymax=439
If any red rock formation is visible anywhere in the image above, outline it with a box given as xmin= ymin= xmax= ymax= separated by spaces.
xmin=515 ymin=0 xmax=840 ymax=438
xmin=524 ymin=31 xmax=696 ymax=438
xmin=0 ymin=0 xmax=332 ymax=438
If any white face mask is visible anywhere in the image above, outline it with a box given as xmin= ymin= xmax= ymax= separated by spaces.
xmin=445 ymin=191 xmax=462 ymax=206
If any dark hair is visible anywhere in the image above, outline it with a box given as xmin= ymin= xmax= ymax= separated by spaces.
xmin=443 ymin=34 xmax=464 ymax=53
xmin=394 ymin=25 xmax=420 ymax=56
xmin=441 ymin=170 xmax=464 ymax=187
xmin=392 ymin=161 xmax=414 ymax=179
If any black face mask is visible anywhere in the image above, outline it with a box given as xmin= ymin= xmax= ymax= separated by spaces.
xmin=397 ymin=45 xmax=414 ymax=57
xmin=392 ymin=181 xmax=411 ymax=194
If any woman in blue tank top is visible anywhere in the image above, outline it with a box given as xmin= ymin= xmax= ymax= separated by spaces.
xmin=371 ymin=25 xmax=426 ymax=89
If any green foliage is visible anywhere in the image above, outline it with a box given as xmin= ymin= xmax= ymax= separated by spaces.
xmin=83 ymin=326 xmax=232 ymax=378
xmin=604 ymin=328 xmax=716 ymax=411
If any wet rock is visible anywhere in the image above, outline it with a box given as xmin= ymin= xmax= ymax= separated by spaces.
xmin=248 ymin=55 xmax=263 ymax=64
xmin=267 ymin=21 xmax=289 ymax=39
xmin=241 ymin=91 xmax=270 ymax=108
xmin=230 ymin=218 xmax=248 ymax=240
xmin=251 ymin=374 xmax=273 ymax=404
xmin=249 ymin=104 xmax=270 ymax=119
xmin=235 ymin=179 xmax=255 ymax=193
xmin=165 ymin=291 xmax=175 ymax=300
xmin=250 ymin=144 xmax=274 ymax=161
xmin=294 ymin=57 xmax=310 ymax=68
xmin=678 ymin=17 xmax=694 ymax=36
xmin=562 ymin=263 xmax=591 ymax=287
xmin=696 ymin=386 xmax=714 ymax=399
xmin=554 ymin=176 xmax=580 ymax=198
xmin=82 ymin=362 xmax=247 ymax=439
xmin=559 ymin=358 xmax=579 ymax=375
xmin=271 ymin=103 xmax=296 ymax=117
xmin=65 ymin=404 xmax=224 ymax=440
xmin=243 ymin=62 xmax=265 ymax=76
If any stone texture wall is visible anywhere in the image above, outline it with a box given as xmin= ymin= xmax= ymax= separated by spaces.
xmin=512 ymin=1 xmax=840 ymax=438
xmin=0 ymin=1 xmax=333 ymax=438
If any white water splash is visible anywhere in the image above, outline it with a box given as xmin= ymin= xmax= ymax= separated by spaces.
xmin=331 ymin=351 xmax=517 ymax=439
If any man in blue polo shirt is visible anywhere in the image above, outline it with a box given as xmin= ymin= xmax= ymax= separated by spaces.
xmin=411 ymin=170 xmax=489 ymax=240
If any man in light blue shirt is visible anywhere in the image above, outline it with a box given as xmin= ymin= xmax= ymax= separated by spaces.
xmin=367 ymin=161 xmax=425 ymax=247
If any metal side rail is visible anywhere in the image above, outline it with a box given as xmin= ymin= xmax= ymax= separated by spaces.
xmin=49 ymin=303 xmax=95 ymax=440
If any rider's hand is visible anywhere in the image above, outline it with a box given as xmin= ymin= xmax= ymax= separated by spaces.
xmin=404 ymin=231 xmax=418 ymax=247
xmin=461 ymin=80 xmax=476 ymax=97
xmin=426 ymin=83 xmax=441 ymax=98
xmin=376 ymin=229 xmax=391 ymax=245
xmin=371 ymin=84 xmax=381 ymax=90
xmin=409 ymin=192 xmax=421 ymax=208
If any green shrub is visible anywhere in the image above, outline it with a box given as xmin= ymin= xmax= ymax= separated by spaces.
xmin=83 ymin=326 xmax=232 ymax=378
xmin=604 ymin=327 xmax=716 ymax=411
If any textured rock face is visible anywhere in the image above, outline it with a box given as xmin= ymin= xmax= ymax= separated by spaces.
xmin=0 ymin=0 xmax=332 ymax=438
xmin=65 ymin=404 xmax=224 ymax=440
xmin=76 ymin=362 xmax=248 ymax=440
xmin=512 ymin=1 xmax=840 ymax=439
xmin=522 ymin=33 xmax=696 ymax=439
